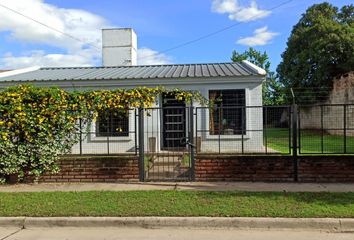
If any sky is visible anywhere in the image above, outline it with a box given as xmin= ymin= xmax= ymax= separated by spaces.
xmin=0 ymin=0 xmax=351 ymax=71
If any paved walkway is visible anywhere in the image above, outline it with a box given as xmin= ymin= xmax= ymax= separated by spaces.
xmin=1 ymin=182 xmax=354 ymax=192
xmin=1 ymin=227 xmax=353 ymax=240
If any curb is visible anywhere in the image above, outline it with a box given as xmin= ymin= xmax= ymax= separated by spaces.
xmin=1 ymin=217 xmax=354 ymax=232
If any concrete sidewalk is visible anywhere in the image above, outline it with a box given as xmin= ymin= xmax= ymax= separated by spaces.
xmin=2 ymin=227 xmax=354 ymax=240
xmin=0 ymin=182 xmax=354 ymax=192
xmin=1 ymin=217 xmax=354 ymax=232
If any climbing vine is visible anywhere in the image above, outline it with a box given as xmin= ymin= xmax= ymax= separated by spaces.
xmin=0 ymin=85 xmax=206 ymax=183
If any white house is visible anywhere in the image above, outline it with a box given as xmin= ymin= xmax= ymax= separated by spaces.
xmin=0 ymin=28 xmax=266 ymax=154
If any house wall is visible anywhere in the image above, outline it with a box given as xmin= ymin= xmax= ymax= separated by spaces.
xmin=0 ymin=75 xmax=264 ymax=154
xmin=70 ymin=79 xmax=264 ymax=154
xmin=196 ymin=83 xmax=263 ymax=153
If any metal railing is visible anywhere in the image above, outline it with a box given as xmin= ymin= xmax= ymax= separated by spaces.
xmin=68 ymin=109 xmax=138 ymax=155
xmin=298 ymin=104 xmax=354 ymax=154
xmin=66 ymin=104 xmax=354 ymax=156
xmin=195 ymin=105 xmax=292 ymax=155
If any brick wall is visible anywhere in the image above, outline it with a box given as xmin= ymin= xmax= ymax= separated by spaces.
xmin=37 ymin=155 xmax=139 ymax=183
xmin=299 ymin=156 xmax=354 ymax=182
xmin=196 ymin=155 xmax=354 ymax=182
xmin=21 ymin=154 xmax=354 ymax=183
xmin=195 ymin=155 xmax=294 ymax=182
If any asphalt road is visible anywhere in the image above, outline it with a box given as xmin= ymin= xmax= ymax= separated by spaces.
xmin=1 ymin=228 xmax=354 ymax=240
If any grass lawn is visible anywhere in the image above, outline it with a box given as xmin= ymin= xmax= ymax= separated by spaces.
xmin=1 ymin=191 xmax=354 ymax=218
xmin=265 ymin=128 xmax=354 ymax=154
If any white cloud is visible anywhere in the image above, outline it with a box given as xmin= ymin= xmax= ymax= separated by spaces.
xmin=0 ymin=0 xmax=107 ymax=54
xmin=0 ymin=0 xmax=105 ymax=68
xmin=0 ymin=50 xmax=96 ymax=68
xmin=236 ymin=26 xmax=278 ymax=46
xmin=0 ymin=0 xmax=171 ymax=68
xmin=212 ymin=0 xmax=238 ymax=14
xmin=211 ymin=0 xmax=271 ymax=22
xmin=137 ymin=48 xmax=172 ymax=65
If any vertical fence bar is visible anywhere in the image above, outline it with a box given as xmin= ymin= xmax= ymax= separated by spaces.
xmin=344 ymin=104 xmax=347 ymax=154
xmin=297 ymin=107 xmax=301 ymax=155
xmin=138 ymin=108 xmax=145 ymax=182
xmin=79 ymin=118 xmax=83 ymax=155
xmin=321 ymin=105 xmax=324 ymax=154
xmin=288 ymin=106 xmax=291 ymax=155
xmin=292 ymin=104 xmax=298 ymax=182
xmin=189 ymin=106 xmax=195 ymax=181
xmin=107 ymin=111 xmax=110 ymax=155
xmin=134 ymin=109 xmax=138 ymax=155
xmin=195 ymin=108 xmax=198 ymax=153
xmin=264 ymin=106 xmax=268 ymax=154
xmin=218 ymin=107 xmax=221 ymax=154
xmin=241 ymin=107 xmax=245 ymax=154
xmin=107 ymin=136 xmax=110 ymax=155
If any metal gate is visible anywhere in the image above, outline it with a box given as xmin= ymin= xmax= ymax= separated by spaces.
xmin=138 ymin=106 xmax=195 ymax=182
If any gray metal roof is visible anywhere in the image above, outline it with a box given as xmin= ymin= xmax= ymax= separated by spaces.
xmin=0 ymin=62 xmax=262 ymax=82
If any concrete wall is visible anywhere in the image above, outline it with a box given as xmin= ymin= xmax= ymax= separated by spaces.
xmin=330 ymin=72 xmax=354 ymax=104
xmin=102 ymin=28 xmax=137 ymax=66
xmin=299 ymin=72 xmax=354 ymax=136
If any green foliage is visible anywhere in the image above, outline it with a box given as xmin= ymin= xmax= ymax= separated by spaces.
xmin=265 ymin=128 xmax=354 ymax=154
xmin=232 ymin=47 xmax=270 ymax=71
xmin=231 ymin=47 xmax=285 ymax=105
xmin=0 ymin=85 xmax=206 ymax=183
xmin=277 ymin=2 xmax=354 ymax=104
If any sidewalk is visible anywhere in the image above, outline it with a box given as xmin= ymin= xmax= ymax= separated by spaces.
xmin=2 ymin=227 xmax=354 ymax=240
xmin=1 ymin=217 xmax=354 ymax=232
xmin=1 ymin=182 xmax=354 ymax=192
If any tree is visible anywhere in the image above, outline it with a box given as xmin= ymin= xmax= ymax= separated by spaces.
xmin=231 ymin=47 xmax=285 ymax=105
xmin=277 ymin=2 xmax=354 ymax=104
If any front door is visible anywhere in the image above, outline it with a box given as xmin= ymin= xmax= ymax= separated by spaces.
xmin=162 ymin=93 xmax=186 ymax=150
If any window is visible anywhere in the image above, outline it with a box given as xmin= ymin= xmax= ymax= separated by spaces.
xmin=209 ymin=89 xmax=246 ymax=135
xmin=96 ymin=110 xmax=129 ymax=137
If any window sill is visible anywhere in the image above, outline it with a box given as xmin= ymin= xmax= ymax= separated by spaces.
xmin=89 ymin=135 xmax=132 ymax=142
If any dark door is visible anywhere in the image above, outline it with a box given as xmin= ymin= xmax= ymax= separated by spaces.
xmin=162 ymin=93 xmax=186 ymax=150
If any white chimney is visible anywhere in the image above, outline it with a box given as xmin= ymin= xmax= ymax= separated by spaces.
xmin=102 ymin=28 xmax=137 ymax=66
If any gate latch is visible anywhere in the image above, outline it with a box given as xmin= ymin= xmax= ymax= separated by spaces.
xmin=180 ymin=137 xmax=195 ymax=147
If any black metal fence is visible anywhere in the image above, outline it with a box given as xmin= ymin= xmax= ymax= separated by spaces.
xmin=195 ymin=105 xmax=291 ymax=155
xmin=139 ymin=107 xmax=194 ymax=181
xmin=298 ymin=104 xmax=354 ymax=154
xmin=69 ymin=108 xmax=138 ymax=155
xmin=67 ymin=104 xmax=354 ymax=156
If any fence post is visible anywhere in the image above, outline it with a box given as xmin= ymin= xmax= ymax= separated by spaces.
xmin=241 ymin=107 xmax=245 ymax=154
xmin=138 ymin=107 xmax=145 ymax=182
xmin=264 ymin=106 xmax=268 ymax=154
xmin=218 ymin=107 xmax=221 ymax=154
xmin=292 ymin=104 xmax=299 ymax=182
xmin=134 ymin=109 xmax=138 ymax=155
xmin=79 ymin=119 xmax=83 ymax=155
xmin=189 ymin=106 xmax=195 ymax=181
xmin=344 ymin=104 xmax=347 ymax=154
xmin=321 ymin=105 xmax=324 ymax=154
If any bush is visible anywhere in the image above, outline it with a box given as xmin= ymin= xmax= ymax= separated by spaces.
xmin=0 ymin=85 xmax=205 ymax=183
